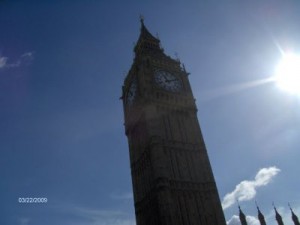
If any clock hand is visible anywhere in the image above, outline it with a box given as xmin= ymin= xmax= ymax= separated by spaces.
xmin=162 ymin=74 xmax=168 ymax=81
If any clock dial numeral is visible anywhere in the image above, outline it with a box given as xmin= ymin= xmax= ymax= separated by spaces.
xmin=154 ymin=70 xmax=183 ymax=92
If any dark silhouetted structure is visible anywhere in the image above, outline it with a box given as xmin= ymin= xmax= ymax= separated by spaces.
xmin=239 ymin=203 xmax=300 ymax=225
xmin=274 ymin=205 xmax=284 ymax=225
xmin=257 ymin=205 xmax=267 ymax=225
xmin=289 ymin=204 xmax=300 ymax=225
xmin=121 ymin=19 xmax=226 ymax=225
xmin=239 ymin=206 xmax=248 ymax=225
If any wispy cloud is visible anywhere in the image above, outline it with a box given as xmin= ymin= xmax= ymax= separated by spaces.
xmin=0 ymin=51 xmax=34 ymax=69
xmin=222 ymin=166 xmax=281 ymax=210
xmin=21 ymin=52 xmax=35 ymax=65
xmin=18 ymin=217 xmax=30 ymax=225
xmin=0 ymin=56 xmax=8 ymax=68
xmin=74 ymin=206 xmax=127 ymax=218
xmin=110 ymin=191 xmax=133 ymax=200
xmin=71 ymin=205 xmax=136 ymax=225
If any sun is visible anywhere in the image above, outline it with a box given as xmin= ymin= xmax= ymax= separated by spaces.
xmin=275 ymin=53 xmax=300 ymax=94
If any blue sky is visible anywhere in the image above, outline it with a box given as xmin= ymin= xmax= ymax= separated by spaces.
xmin=0 ymin=1 xmax=299 ymax=225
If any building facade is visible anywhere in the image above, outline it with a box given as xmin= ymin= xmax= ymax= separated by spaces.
xmin=121 ymin=19 xmax=226 ymax=225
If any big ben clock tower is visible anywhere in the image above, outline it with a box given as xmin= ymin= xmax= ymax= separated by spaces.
xmin=121 ymin=19 xmax=226 ymax=225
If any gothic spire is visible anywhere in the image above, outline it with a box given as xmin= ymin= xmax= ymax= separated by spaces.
xmin=289 ymin=203 xmax=300 ymax=225
xmin=238 ymin=205 xmax=248 ymax=225
xmin=256 ymin=202 xmax=267 ymax=225
xmin=273 ymin=204 xmax=284 ymax=225
xmin=134 ymin=17 xmax=162 ymax=55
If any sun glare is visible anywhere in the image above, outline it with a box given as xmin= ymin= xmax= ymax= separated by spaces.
xmin=275 ymin=53 xmax=300 ymax=94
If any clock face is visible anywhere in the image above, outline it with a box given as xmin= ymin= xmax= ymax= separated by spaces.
xmin=154 ymin=70 xmax=183 ymax=92
xmin=126 ymin=78 xmax=137 ymax=105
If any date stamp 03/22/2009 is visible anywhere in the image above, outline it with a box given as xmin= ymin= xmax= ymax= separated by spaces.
xmin=18 ymin=197 xmax=48 ymax=204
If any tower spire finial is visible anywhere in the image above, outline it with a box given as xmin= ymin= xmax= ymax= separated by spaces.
xmin=289 ymin=203 xmax=300 ymax=225
xmin=273 ymin=202 xmax=284 ymax=225
xmin=236 ymin=198 xmax=241 ymax=209
xmin=134 ymin=16 xmax=162 ymax=55
xmin=289 ymin=202 xmax=293 ymax=211
xmin=139 ymin=14 xmax=144 ymax=25
xmin=256 ymin=201 xmax=267 ymax=225
xmin=255 ymin=200 xmax=261 ymax=211
xmin=237 ymin=200 xmax=248 ymax=225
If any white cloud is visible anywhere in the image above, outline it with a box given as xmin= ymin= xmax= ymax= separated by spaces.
xmin=222 ymin=166 xmax=281 ymax=210
xmin=227 ymin=215 xmax=259 ymax=225
xmin=246 ymin=216 xmax=260 ymax=225
xmin=226 ymin=215 xmax=240 ymax=225
xmin=0 ymin=51 xmax=34 ymax=69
